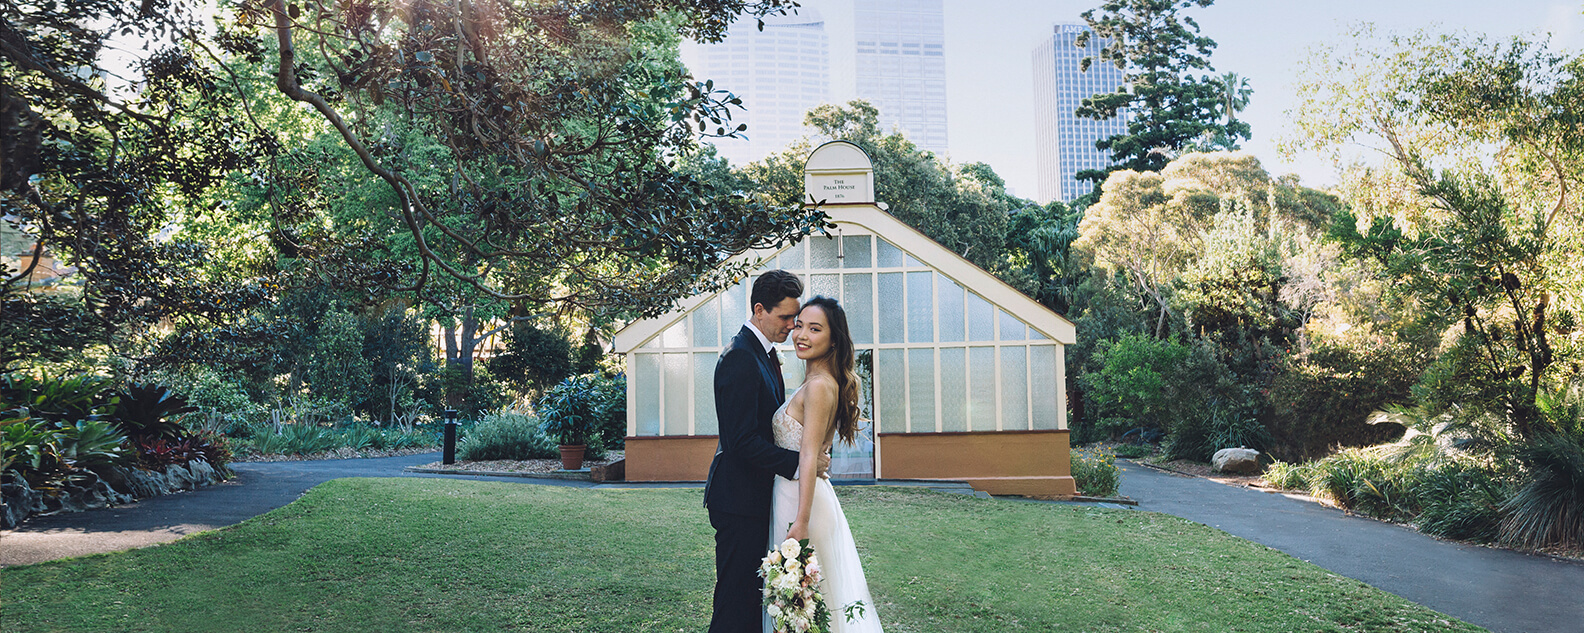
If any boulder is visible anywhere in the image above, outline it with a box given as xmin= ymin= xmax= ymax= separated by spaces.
xmin=1212 ymin=447 xmax=1262 ymax=474
xmin=1 ymin=475 xmax=45 ymax=529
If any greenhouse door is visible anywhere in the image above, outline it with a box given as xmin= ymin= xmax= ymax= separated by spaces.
xmin=830 ymin=349 xmax=875 ymax=480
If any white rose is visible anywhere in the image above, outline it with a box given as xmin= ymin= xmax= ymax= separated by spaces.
xmin=805 ymin=560 xmax=820 ymax=579
xmin=779 ymin=538 xmax=801 ymax=560
xmin=767 ymin=604 xmax=783 ymax=619
xmin=792 ymin=615 xmax=810 ymax=632
xmin=774 ymin=572 xmax=799 ymax=592
xmin=785 ymin=558 xmax=801 ymax=575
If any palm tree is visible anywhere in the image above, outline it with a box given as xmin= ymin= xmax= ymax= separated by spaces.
xmin=1215 ymin=72 xmax=1253 ymax=125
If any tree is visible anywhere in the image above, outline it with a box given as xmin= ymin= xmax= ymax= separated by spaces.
xmin=1075 ymin=0 xmax=1251 ymax=188
xmin=1073 ymin=151 xmax=1337 ymax=339
xmin=1289 ymin=29 xmax=1584 ymax=440
xmin=1214 ymin=71 xmax=1252 ymax=125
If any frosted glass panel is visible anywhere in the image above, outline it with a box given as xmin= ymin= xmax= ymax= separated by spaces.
xmin=877 ymin=272 xmax=905 ymax=344
xmin=777 ymin=348 xmax=803 ymax=402
xmin=664 ymin=353 xmax=690 ymax=435
xmin=844 ymin=274 xmax=874 ymax=345
xmin=967 ymin=292 xmax=995 ymax=342
xmin=937 ymin=274 xmax=964 ymax=343
xmin=1029 ymin=328 xmax=1049 ymax=341
xmin=636 ymin=353 xmax=661 ymax=435
xmin=968 ymin=347 xmax=997 ymax=431
xmin=940 ymin=347 xmax=967 ymax=432
xmin=904 ymin=254 xmax=924 ymax=268
xmin=908 ymin=348 xmax=936 ymax=433
xmin=694 ymin=353 xmax=719 ymax=435
xmin=780 ymin=242 xmax=805 ymax=270
xmin=661 ymin=322 xmax=686 ymax=348
xmin=999 ymin=310 xmax=1027 ymax=341
xmin=810 ymin=274 xmax=839 ymax=301
xmin=811 ymin=236 xmax=840 ymax=269
xmin=722 ymin=281 xmax=747 ymax=336
xmin=842 ymin=235 xmax=872 ymax=269
xmin=1000 ymin=346 xmax=1028 ymax=431
xmin=877 ymin=239 xmax=904 ymax=268
xmin=877 ymin=349 xmax=906 ymax=433
xmin=907 ymin=272 xmax=934 ymax=343
xmin=691 ymin=298 xmax=719 ymax=348
xmin=1030 ymin=345 xmax=1059 ymax=430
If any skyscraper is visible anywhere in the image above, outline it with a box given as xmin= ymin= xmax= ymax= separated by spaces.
xmin=685 ymin=10 xmax=831 ymax=167
xmin=1032 ymin=24 xmax=1129 ymax=204
xmin=853 ymin=0 xmax=947 ymax=155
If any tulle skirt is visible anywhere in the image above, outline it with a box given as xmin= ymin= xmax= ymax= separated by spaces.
xmin=766 ymin=475 xmax=883 ymax=633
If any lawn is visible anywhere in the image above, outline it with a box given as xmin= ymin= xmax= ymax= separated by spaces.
xmin=1 ymin=479 xmax=1483 ymax=632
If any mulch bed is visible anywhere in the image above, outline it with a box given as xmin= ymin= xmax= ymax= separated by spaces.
xmin=415 ymin=451 xmax=626 ymax=474
xmin=233 ymin=447 xmax=441 ymax=463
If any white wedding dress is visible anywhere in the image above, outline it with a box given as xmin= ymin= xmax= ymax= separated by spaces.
xmin=766 ymin=394 xmax=883 ymax=633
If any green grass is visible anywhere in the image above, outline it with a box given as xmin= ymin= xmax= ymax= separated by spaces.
xmin=1 ymin=479 xmax=1483 ymax=632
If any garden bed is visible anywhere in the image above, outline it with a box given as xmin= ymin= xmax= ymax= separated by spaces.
xmin=231 ymin=446 xmax=440 ymax=463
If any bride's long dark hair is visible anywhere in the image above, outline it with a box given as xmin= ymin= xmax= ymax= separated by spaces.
xmin=802 ymin=296 xmax=863 ymax=445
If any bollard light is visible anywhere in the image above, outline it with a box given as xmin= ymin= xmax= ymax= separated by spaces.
xmin=443 ymin=409 xmax=459 ymax=465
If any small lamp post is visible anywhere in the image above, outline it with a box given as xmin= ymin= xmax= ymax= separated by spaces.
xmin=443 ymin=409 xmax=459 ymax=465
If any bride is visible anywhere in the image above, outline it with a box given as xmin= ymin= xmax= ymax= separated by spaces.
xmin=768 ymin=295 xmax=883 ymax=632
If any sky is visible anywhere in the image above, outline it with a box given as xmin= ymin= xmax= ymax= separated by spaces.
xmin=686 ymin=0 xmax=1584 ymax=199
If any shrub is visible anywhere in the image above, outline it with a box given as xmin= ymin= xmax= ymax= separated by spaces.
xmin=1501 ymin=432 xmax=1584 ymax=550
xmin=1261 ymin=460 xmax=1314 ymax=491
xmin=457 ymin=412 xmax=556 ymax=461
xmin=538 ymin=375 xmax=601 ymax=446
xmin=1114 ymin=444 xmax=1151 ymax=459
xmin=1070 ymin=446 xmax=1119 ymax=498
xmin=1266 ymin=334 xmax=1420 ymax=461
xmin=111 ymin=383 xmax=199 ymax=442
xmin=1164 ymin=401 xmax=1270 ymax=462
xmin=1414 ymin=462 xmax=1505 ymax=543
xmin=1 ymin=373 xmax=115 ymax=424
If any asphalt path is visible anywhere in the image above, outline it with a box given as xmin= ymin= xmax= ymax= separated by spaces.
xmin=1119 ymin=460 xmax=1584 ymax=633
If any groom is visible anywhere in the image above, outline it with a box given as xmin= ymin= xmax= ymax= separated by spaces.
xmin=705 ymin=269 xmax=827 ymax=632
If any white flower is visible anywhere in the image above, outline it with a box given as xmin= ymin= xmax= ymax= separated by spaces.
xmin=768 ymin=550 xmax=783 ymax=566
xmin=767 ymin=604 xmax=783 ymax=619
xmin=785 ymin=558 xmax=801 ymax=575
xmin=779 ymin=538 xmax=801 ymax=560
xmin=774 ymin=572 xmax=800 ymax=592
xmin=805 ymin=559 xmax=821 ymax=578
xmin=792 ymin=614 xmax=810 ymax=632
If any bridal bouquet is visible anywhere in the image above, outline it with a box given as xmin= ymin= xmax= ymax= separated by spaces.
xmin=759 ymin=537 xmax=831 ymax=633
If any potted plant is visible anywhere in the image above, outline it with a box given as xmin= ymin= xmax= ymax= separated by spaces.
xmin=538 ymin=376 xmax=597 ymax=470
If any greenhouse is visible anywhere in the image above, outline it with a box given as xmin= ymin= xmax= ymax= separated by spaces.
xmin=612 ymin=141 xmax=1077 ymax=496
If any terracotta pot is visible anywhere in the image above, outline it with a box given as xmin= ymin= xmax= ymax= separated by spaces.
xmin=559 ymin=444 xmax=587 ymax=470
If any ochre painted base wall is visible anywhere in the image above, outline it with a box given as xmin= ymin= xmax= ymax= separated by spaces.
xmin=625 ymin=436 xmax=717 ymax=482
xmin=626 ymin=430 xmax=1075 ymax=497
xmin=878 ymin=430 xmax=1075 ymax=497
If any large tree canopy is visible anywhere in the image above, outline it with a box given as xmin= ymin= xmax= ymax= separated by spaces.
xmin=1 ymin=0 xmax=827 ymax=372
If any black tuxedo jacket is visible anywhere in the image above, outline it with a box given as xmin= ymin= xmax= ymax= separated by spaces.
xmin=703 ymin=325 xmax=800 ymax=518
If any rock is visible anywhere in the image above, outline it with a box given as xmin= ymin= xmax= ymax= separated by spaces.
xmin=165 ymin=462 xmax=196 ymax=490
xmin=1212 ymin=447 xmax=1262 ymax=474
xmin=1 ymin=475 xmax=44 ymax=529
xmin=121 ymin=466 xmax=172 ymax=498
xmin=186 ymin=459 xmax=218 ymax=488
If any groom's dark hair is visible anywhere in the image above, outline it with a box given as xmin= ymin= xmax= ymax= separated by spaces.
xmin=751 ymin=269 xmax=803 ymax=312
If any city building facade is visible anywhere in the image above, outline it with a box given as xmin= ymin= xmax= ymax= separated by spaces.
xmin=1032 ymin=24 xmax=1129 ymax=204
xmin=683 ymin=9 xmax=831 ymax=167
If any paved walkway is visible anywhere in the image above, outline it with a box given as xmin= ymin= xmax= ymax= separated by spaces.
xmin=1119 ymin=460 xmax=1584 ymax=633
xmin=6 ymin=454 xmax=1582 ymax=633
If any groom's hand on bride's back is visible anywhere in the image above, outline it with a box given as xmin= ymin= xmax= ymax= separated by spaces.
xmin=819 ymin=452 xmax=831 ymax=479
